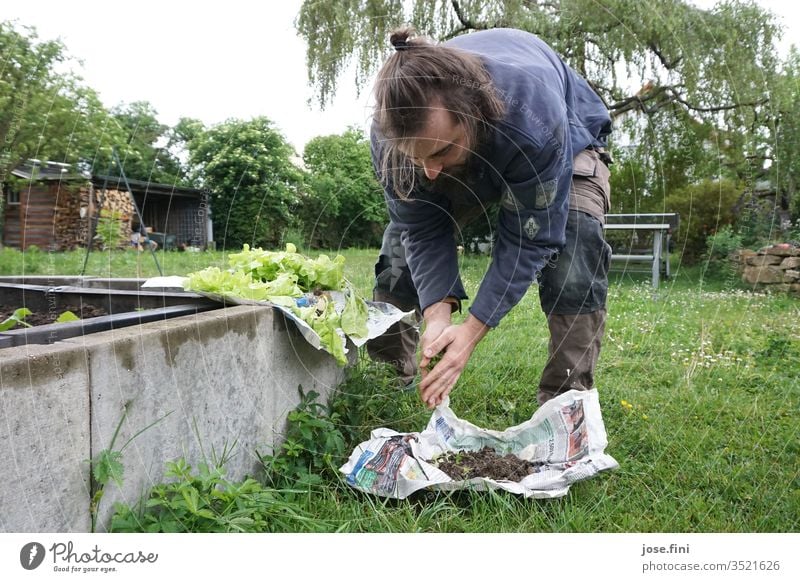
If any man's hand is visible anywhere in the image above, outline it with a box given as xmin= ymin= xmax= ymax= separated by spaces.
xmin=419 ymin=314 xmax=489 ymax=409
xmin=419 ymin=301 xmax=452 ymax=374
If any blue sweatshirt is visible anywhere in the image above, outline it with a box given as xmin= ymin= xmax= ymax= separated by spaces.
xmin=374 ymin=28 xmax=612 ymax=327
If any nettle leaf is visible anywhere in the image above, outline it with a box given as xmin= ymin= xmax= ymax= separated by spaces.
xmin=93 ymin=450 xmax=124 ymax=486
xmin=196 ymin=509 xmax=216 ymax=520
xmin=56 ymin=310 xmax=80 ymax=323
xmin=181 ymin=487 xmax=200 ymax=514
xmin=0 ymin=307 xmax=33 ymax=331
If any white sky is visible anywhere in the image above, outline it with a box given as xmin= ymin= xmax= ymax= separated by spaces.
xmin=4 ymin=1 xmax=798 ymax=155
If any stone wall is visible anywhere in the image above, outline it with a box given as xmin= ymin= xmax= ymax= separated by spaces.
xmin=736 ymin=244 xmax=800 ymax=295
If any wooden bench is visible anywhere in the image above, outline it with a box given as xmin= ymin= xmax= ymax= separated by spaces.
xmin=603 ymin=213 xmax=680 ymax=289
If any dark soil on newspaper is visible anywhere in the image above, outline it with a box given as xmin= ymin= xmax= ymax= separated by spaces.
xmin=0 ymin=304 xmax=107 ymax=327
xmin=436 ymin=447 xmax=544 ymax=482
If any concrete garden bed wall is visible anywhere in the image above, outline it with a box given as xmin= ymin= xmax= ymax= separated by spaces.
xmin=0 ymin=305 xmax=347 ymax=532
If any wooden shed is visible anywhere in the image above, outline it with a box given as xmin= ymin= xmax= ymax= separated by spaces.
xmin=2 ymin=160 xmax=212 ymax=250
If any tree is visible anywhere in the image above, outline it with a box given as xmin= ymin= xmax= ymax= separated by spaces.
xmin=768 ymin=48 xmax=800 ymax=222
xmin=301 ymin=128 xmax=387 ymax=248
xmin=666 ymin=178 xmax=741 ymax=260
xmin=0 ymin=21 xmax=125 ymax=182
xmin=105 ymin=101 xmax=186 ymax=185
xmin=297 ymin=0 xmax=793 ymax=259
xmin=1 ymin=22 xmax=194 ymax=189
xmin=188 ymin=117 xmax=303 ymax=250
xmin=166 ymin=117 xmax=206 ymax=187
xmin=297 ymin=0 xmax=778 ymax=121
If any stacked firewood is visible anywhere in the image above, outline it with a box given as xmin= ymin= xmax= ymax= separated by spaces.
xmin=95 ymin=188 xmax=136 ymax=250
xmin=55 ymin=184 xmax=136 ymax=250
xmin=51 ymin=185 xmax=87 ymax=250
xmin=97 ymin=188 xmax=135 ymax=221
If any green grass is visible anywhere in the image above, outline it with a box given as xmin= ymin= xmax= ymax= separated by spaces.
xmin=2 ymin=246 xmax=797 ymax=531
xmin=0 ymin=246 xmax=230 ymax=279
xmin=319 ymin=264 xmax=799 ymax=532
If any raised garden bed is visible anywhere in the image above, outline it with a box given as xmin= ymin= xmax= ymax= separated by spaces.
xmin=0 ymin=276 xmax=221 ymax=349
xmin=1 ymin=303 xmax=108 ymax=327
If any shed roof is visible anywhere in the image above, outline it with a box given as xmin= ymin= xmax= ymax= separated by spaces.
xmin=10 ymin=159 xmax=90 ymax=181
xmin=10 ymin=160 xmax=206 ymax=199
xmin=92 ymin=175 xmax=206 ymax=199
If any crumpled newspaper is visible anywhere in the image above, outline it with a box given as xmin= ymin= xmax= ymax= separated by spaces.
xmin=142 ymin=276 xmax=414 ymax=358
xmin=340 ymin=389 xmax=618 ymax=499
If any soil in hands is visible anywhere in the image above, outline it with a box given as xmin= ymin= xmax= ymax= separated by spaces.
xmin=0 ymin=304 xmax=108 ymax=327
xmin=436 ymin=447 xmax=545 ymax=482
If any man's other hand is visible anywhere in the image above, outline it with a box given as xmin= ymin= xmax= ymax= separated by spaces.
xmin=419 ymin=314 xmax=489 ymax=408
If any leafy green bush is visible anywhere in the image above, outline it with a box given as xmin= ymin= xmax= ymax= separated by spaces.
xmin=734 ymin=197 xmax=779 ymax=249
xmin=666 ymin=179 xmax=741 ymax=262
xmin=783 ymin=218 xmax=800 ymax=244
xmin=110 ymin=458 xmax=326 ymax=533
xmin=702 ymin=224 xmax=743 ymax=279
xmin=300 ymin=129 xmax=387 ymax=249
xmin=95 ymin=209 xmax=126 ymax=250
xmin=259 ymin=388 xmax=347 ymax=487
xmin=188 ymin=117 xmax=303 ymax=250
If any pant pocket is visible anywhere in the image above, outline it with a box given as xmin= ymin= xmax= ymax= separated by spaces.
xmin=569 ymin=149 xmax=610 ymax=218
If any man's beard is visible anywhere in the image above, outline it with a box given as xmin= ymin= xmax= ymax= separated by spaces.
xmin=416 ymin=148 xmax=485 ymax=198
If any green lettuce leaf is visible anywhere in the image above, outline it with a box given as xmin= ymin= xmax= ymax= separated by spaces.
xmin=184 ymin=245 xmax=366 ymax=366
xmin=227 ymin=244 xmax=344 ymax=291
xmin=340 ymin=285 xmax=369 ymax=339
xmin=291 ymin=296 xmax=347 ymax=366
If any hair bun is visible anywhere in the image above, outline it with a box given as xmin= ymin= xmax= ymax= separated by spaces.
xmin=390 ymin=28 xmax=415 ymax=51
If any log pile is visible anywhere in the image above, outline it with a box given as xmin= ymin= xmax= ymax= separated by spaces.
xmin=95 ymin=188 xmax=136 ymax=249
xmin=52 ymin=184 xmax=88 ymax=250
xmin=53 ymin=184 xmax=136 ymax=250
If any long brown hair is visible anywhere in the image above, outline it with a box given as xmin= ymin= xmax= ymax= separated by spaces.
xmin=373 ymin=27 xmax=506 ymax=198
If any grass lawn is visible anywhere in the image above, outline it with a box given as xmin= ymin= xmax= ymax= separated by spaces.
xmin=2 ymin=246 xmax=798 ymax=532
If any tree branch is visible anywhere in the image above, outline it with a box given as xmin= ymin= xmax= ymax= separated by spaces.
xmin=648 ymin=42 xmax=683 ymax=70
xmin=671 ymin=92 xmax=769 ymax=114
xmin=520 ymin=0 xmax=560 ymax=14
xmin=611 ymin=83 xmax=769 ymax=118
xmin=610 ymin=85 xmax=671 ymax=117
xmin=444 ymin=0 xmax=508 ymax=39
xmin=449 ymin=0 xmax=490 ymax=33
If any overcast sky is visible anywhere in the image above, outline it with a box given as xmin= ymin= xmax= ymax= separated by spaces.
xmin=4 ymin=1 xmax=798 ymax=154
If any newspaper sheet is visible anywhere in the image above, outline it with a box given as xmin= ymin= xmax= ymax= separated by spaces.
xmin=340 ymin=389 xmax=618 ymax=499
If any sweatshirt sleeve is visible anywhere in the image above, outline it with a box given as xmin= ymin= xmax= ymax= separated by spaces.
xmin=468 ymin=124 xmax=572 ymax=327
xmin=372 ymin=133 xmax=468 ymax=313
xmin=384 ymin=193 xmax=468 ymax=313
